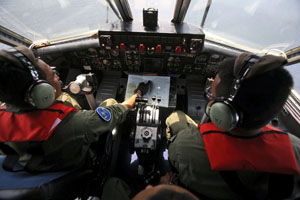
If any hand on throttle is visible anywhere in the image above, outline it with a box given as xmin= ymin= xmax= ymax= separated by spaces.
xmin=135 ymin=80 xmax=152 ymax=96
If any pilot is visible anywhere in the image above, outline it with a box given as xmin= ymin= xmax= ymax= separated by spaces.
xmin=165 ymin=53 xmax=300 ymax=199
xmin=101 ymin=177 xmax=199 ymax=200
xmin=0 ymin=45 xmax=150 ymax=172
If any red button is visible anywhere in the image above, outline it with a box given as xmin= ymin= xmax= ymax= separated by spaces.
xmin=139 ymin=44 xmax=145 ymax=52
xmin=175 ymin=46 xmax=181 ymax=54
xmin=156 ymin=45 xmax=162 ymax=52
xmin=120 ymin=43 xmax=126 ymax=51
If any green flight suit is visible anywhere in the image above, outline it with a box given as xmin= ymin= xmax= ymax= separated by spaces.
xmin=166 ymin=111 xmax=300 ymax=199
xmin=5 ymin=95 xmax=129 ymax=172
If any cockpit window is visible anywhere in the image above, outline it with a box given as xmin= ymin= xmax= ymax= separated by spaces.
xmin=286 ymin=63 xmax=300 ymax=94
xmin=1 ymin=0 xmax=299 ymax=52
xmin=185 ymin=0 xmax=300 ymax=52
xmin=0 ymin=0 xmax=119 ymax=41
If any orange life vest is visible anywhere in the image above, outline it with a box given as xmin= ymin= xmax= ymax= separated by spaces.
xmin=199 ymin=122 xmax=299 ymax=174
xmin=0 ymin=103 xmax=77 ymax=142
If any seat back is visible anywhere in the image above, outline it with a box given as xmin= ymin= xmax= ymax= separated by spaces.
xmin=0 ymin=126 xmax=121 ymax=199
xmin=89 ymin=128 xmax=122 ymax=196
xmin=0 ymin=156 xmax=93 ymax=200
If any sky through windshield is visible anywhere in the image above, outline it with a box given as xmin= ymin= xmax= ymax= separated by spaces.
xmin=0 ymin=0 xmax=118 ymax=41
xmin=0 ymin=0 xmax=299 ymax=52
xmin=185 ymin=0 xmax=300 ymax=52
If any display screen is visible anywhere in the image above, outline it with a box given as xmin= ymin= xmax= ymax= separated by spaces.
xmin=144 ymin=57 xmax=163 ymax=72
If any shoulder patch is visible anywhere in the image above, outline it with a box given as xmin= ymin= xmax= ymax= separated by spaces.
xmin=96 ymin=107 xmax=111 ymax=122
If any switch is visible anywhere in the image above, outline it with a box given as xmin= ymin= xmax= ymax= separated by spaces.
xmin=103 ymin=59 xmax=111 ymax=66
xmin=120 ymin=43 xmax=126 ymax=51
xmin=111 ymin=50 xmax=119 ymax=57
xmin=156 ymin=45 xmax=162 ymax=52
xmin=168 ymin=57 xmax=174 ymax=62
xmin=139 ymin=44 xmax=145 ymax=52
xmin=175 ymin=46 xmax=181 ymax=54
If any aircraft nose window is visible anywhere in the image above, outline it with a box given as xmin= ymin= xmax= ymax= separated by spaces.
xmin=287 ymin=63 xmax=300 ymax=94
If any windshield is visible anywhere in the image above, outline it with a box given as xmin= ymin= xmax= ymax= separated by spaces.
xmin=286 ymin=63 xmax=300 ymax=94
xmin=185 ymin=0 xmax=300 ymax=52
xmin=1 ymin=0 xmax=300 ymax=52
xmin=0 ymin=0 xmax=119 ymax=41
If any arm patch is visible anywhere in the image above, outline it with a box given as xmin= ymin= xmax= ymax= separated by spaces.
xmin=96 ymin=107 xmax=111 ymax=122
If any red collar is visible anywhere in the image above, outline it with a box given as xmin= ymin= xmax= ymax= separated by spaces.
xmin=0 ymin=103 xmax=77 ymax=142
xmin=199 ymin=123 xmax=300 ymax=174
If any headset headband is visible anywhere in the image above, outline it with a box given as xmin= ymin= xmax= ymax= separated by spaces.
xmin=227 ymin=54 xmax=260 ymax=102
xmin=5 ymin=48 xmax=40 ymax=81
xmin=5 ymin=48 xmax=56 ymax=109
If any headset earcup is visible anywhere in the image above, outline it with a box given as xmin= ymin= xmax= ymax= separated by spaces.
xmin=209 ymin=102 xmax=239 ymax=131
xmin=30 ymin=82 xmax=56 ymax=109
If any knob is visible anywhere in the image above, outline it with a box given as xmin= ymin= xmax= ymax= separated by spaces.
xmin=168 ymin=57 xmax=174 ymax=62
xmin=103 ymin=59 xmax=111 ymax=66
xmin=120 ymin=43 xmax=126 ymax=51
xmin=156 ymin=45 xmax=162 ymax=52
xmin=142 ymin=130 xmax=152 ymax=139
xmin=111 ymin=49 xmax=119 ymax=57
xmin=175 ymin=46 xmax=181 ymax=54
xmin=175 ymin=57 xmax=181 ymax=63
xmin=184 ymin=64 xmax=192 ymax=72
xmin=139 ymin=44 xmax=145 ymax=52
xmin=88 ymin=48 xmax=97 ymax=55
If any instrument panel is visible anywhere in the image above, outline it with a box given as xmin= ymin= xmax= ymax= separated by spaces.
xmin=98 ymin=30 xmax=204 ymax=74
xmin=71 ymin=46 xmax=224 ymax=78
xmin=37 ymin=22 xmax=229 ymax=79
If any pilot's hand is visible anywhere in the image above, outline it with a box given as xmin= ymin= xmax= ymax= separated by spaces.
xmin=135 ymin=80 xmax=151 ymax=96
xmin=160 ymin=172 xmax=178 ymax=185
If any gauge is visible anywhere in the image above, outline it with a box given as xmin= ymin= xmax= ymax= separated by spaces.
xmin=190 ymin=39 xmax=202 ymax=51
xmin=210 ymin=54 xmax=220 ymax=63
xmin=111 ymin=49 xmax=119 ymax=57
xmin=195 ymin=55 xmax=207 ymax=63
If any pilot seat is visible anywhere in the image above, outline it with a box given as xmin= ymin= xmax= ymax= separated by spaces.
xmin=0 ymin=127 xmax=121 ymax=200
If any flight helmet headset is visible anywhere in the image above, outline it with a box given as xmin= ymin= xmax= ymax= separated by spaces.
xmin=5 ymin=48 xmax=56 ymax=109
xmin=209 ymin=53 xmax=260 ymax=131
